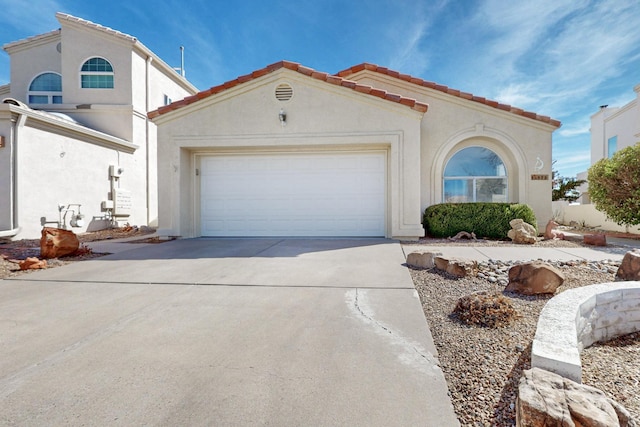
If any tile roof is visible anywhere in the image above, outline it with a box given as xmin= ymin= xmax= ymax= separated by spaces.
xmin=2 ymin=29 xmax=60 ymax=51
xmin=336 ymin=63 xmax=561 ymax=128
xmin=56 ymin=12 xmax=137 ymax=43
xmin=148 ymin=60 xmax=429 ymax=119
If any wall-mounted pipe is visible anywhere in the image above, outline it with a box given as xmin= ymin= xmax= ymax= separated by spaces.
xmin=0 ymin=110 xmax=24 ymax=238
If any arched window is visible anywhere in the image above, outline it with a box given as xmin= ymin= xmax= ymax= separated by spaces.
xmin=443 ymin=146 xmax=507 ymax=203
xmin=28 ymin=72 xmax=62 ymax=104
xmin=80 ymin=57 xmax=114 ymax=88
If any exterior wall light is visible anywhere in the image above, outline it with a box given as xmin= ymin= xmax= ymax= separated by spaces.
xmin=279 ymin=108 xmax=287 ymax=126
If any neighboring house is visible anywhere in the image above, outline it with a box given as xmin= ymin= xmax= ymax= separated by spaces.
xmin=0 ymin=13 xmax=197 ymax=240
xmin=556 ymin=83 xmax=640 ymax=233
xmin=576 ymin=84 xmax=640 ymax=203
xmin=149 ymin=61 xmax=560 ymax=240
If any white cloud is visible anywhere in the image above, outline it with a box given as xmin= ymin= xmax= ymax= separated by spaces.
xmin=558 ymin=123 xmax=590 ymax=138
xmin=434 ymin=0 xmax=636 ymax=126
xmin=552 ymin=151 xmax=591 ymax=177
xmin=386 ymin=0 xmax=450 ymax=75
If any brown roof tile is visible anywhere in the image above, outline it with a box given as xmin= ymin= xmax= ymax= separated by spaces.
xmin=336 ymin=63 xmax=561 ymax=128
xmin=149 ymin=60 xmax=428 ymax=118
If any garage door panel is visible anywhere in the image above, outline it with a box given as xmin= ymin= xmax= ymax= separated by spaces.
xmin=201 ymin=152 xmax=386 ymax=237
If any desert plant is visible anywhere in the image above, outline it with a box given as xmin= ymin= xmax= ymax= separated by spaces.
xmin=452 ymin=291 xmax=519 ymax=328
xmin=423 ymin=203 xmax=536 ymax=239
xmin=588 ymin=142 xmax=640 ymax=226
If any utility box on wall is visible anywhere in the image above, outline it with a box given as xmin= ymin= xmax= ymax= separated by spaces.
xmin=113 ymin=188 xmax=132 ymax=217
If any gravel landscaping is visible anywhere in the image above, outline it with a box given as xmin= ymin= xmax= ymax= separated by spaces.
xmin=0 ymin=226 xmax=155 ymax=279
xmin=408 ymin=238 xmax=639 ymax=426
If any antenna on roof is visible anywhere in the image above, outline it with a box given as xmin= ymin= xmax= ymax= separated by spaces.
xmin=174 ymin=46 xmax=185 ymax=78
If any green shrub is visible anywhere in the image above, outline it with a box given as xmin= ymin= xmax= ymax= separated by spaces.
xmin=423 ymin=203 xmax=537 ymax=239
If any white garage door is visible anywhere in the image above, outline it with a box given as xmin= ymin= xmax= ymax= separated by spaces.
xmin=200 ymin=152 xmax=386 ymax=237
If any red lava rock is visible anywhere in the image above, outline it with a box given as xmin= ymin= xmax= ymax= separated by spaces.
xmin=583 ymin=234 xmax=607 ymax=246
xmin=616 ymin=250 xmax=640 ymax=281
xmin=19 ymin=257 xmax=47 ymax=270
xmin=40 ymin=227 xmax=79 ymax=259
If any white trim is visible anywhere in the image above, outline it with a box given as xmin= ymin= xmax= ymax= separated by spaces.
xmin=430 ymin=124 xmax=528 ymax=206
xmin=0 ymin=103 xmax=137 ymax=153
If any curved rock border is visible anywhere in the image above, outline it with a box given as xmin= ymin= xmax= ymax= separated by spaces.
xmin=531 ymin=281 xmax=640 ymax=383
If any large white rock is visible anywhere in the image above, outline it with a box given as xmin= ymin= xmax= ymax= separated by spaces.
xmin=507 ymin=218 xmax=537 ymax=244
xmin=406 ymin=250 xmax=442 ymax=269
xmin=517 ymin=368 xmax=636 ymax=427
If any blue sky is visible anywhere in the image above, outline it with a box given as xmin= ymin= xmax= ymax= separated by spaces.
xmin=1 ymin=0 xmax=638 ymax=178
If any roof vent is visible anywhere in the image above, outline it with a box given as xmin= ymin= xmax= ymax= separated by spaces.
xmin=275 ymin=83 xmax=293 ymax=102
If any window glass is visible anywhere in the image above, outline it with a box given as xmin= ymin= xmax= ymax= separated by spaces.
xmin=28 ymin=72 xmax=62 ymax=104
xmin=29 ymin=73 xmax=62 ymax=91
xmin=607 ymin=136 xmax=617 ymax=158
xmin=81 ymin=74 xmax=114 ymax=89
xmin=81 ymin=57 xmax=114 ymax=88
xmin=443 ymin=147 xmax=508 ymax=203
xmin=28 ymin=95 xmax=49 ymax=104
xmin=81 ymin=58 xmax=113 ymax=72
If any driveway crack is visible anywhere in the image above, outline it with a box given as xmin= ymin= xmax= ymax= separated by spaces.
xmin=349 ymin=288 xmax=440 ymax=376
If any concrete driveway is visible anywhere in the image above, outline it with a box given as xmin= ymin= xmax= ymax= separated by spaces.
xmin=0 ymin=238 xmax=458 ymax=426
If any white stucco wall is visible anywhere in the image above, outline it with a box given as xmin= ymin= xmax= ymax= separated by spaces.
xmin=1 ymin=14 xmax=199 ymax=238
xmin=4 ymin=33 xmax=61 ymax=104
xmin=0 ymin=105 xmax=144 ymax=239
xmin=590 ymin=90 xmax=639 ymax=164
xmin=152 ymin=69 xmax=426 ymax=239
xmin=347 ymin=72 xmax=557 ymax=230
xmin=552 ymin=201 xmax=640 ymax=234
xmin=59 ymin=23 xmax=133 ymax=107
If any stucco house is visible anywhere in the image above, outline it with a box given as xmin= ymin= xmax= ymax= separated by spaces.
xmin=0 ymin=13 xmax=197 ymax=239
xmin=556 ymin=82 xmax=640 ymax=233
xmin=149 ymin=61 xmax=560 ymax=240
xmin=576 ymin=84 xmax=640 ymax=204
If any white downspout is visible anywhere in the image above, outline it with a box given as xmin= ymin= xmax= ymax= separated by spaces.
xmin=0 ymin=112 xmax=24 ymax=238
xmin=145 ymin=55 xmax=152 ymax=226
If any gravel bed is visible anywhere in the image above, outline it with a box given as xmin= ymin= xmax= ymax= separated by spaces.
xmin=0 ymin=226 xmax=155 ymax=280
xmin=410 ymin=256 xmax=639 ymax=426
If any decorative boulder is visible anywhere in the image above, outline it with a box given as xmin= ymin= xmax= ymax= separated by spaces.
xmin=434 ymin=256 xmax=478 ymax=278
xmin=40 ymin=227 xmax=79 ymax=259
xmin=543 ymin=220 xmax=565 ymax=240
xmin=616 ymin=250 xmax=640 ymax=281
xmin=406 ymin=250 xmax=442 ymax=269
xmin=583 ymin=234 xmax=607 ymax=246
xmin=517 ymin=368 xmax=635 ymax=427
xmin=505 ymin=261 xmax=565 ymax=295
xmin=507 ymin=219 xmax=537 ymax=244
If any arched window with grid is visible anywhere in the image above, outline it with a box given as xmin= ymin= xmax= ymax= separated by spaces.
xmin=80 ymin=57 xmax=114 ymax=89
xmin=28 ymin=72 xmax=62 ymax=104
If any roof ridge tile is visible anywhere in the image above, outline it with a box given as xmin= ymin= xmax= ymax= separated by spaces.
xmin=337 ymin=62 xmax=561 ymax=128
xmin=149 ymin=61 xmax=429 ymax=118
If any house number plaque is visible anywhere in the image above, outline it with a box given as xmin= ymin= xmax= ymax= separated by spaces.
xmin=530 ymin=174 xmax=549 ymax=180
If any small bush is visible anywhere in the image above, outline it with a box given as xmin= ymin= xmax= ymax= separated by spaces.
xmin=423 ymin=203 xmax=536 ymax=239
xmin=452 ymin=291 xmax=518 ymax=328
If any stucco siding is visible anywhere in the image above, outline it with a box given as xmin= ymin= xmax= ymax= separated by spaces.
xmin=6 ymin=37 xmax=61 ymax=103
xmin=12 ymin=121 xmax=147 ymax=238
xmin=350 ymin=72 xmax=555 ymax=229
xmin=153 ymin=69 xmax=425 ymax=239
xmin=59 ymin=25 xmax=132 ymax=106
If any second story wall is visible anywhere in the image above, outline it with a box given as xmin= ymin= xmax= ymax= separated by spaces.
xmin=5 ymin=32 xmax=61 ymax=104
xmin=590 ymin=84 xmax=640 ymax=163
xmin=59 ymin=21 xmax=133 ymax=107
